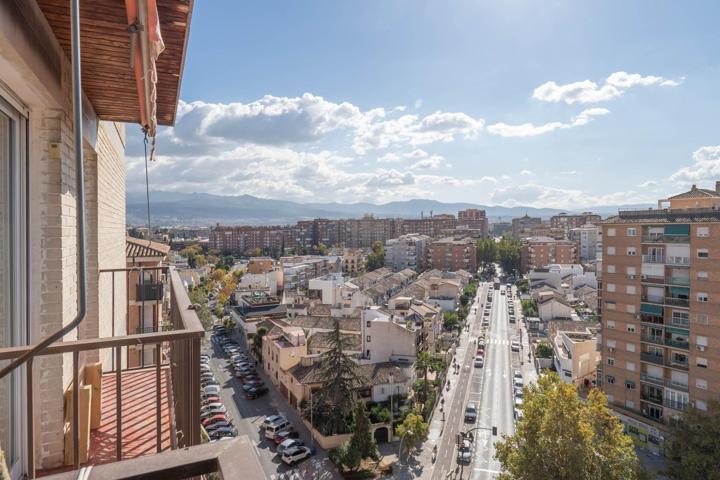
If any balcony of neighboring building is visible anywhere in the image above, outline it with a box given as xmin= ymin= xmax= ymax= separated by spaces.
xmin=0 ymin=268 xmax=205 ymax=479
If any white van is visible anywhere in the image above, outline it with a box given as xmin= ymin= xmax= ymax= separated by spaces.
xmin=264 ymin=419 xmax=291 ymax=439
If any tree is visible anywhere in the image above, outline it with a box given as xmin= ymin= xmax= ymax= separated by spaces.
xmin=316 ymin=243 xmax=329 ymax=256
xmin=666 ymin=400 xmax=720 ymax=480
xmin=476 ymin=237 xmax=498 ymax=265
xmin=521 ymin=299 xmax=537 ymax=317
xmin=349 ymin=401 xmax=379 ymax=462
xmin=396 ymin=412 xmax=429 ymax=454
xmin=494 ymin=373 xmax=642 ymax=480
xmin=442 ymin=311 xmax=460 ymax=331
xmin=253 ymin=326 xmax=267 ymax=360
xmin=313 ymin=319 xmax=365 ymax=435
xmin=534 ymin=342 xmax=553 ymax=359
xmin=497 ymin=237 xmax=521 ymax=274
xmin=366 ymin=241 xmax=385 ymax=271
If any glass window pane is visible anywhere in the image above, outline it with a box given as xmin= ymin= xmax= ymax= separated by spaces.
xmin=0 ymin=108 xmax=16 ymax=470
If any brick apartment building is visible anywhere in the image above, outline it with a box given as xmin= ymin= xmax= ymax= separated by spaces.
xmin=457 ymin=208 xmax=489 ymax=237
xmin=520 ymin=236 xmax=579 ymax=272
xmin=428 ymin=237 xmax=477 ymax=272
xmin=550 ymin=212 xmax=602 ymax=231
xmin=599 ymin=182 xmax=720 ymax=453
xmin=511 ymin=214 xmax=543 ymax=239
xmin=209 ymin=213 xmax=469 ymax=255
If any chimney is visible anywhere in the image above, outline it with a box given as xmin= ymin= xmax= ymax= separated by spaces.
xmin=691 ymin=184 xmax=697 ymax=191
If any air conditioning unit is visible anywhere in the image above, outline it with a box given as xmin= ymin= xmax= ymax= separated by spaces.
xmin=697 ymin=345 xmax=706 ymax=352
xmin=641 ymin=275 xmax=648 ymax=280
xmin=608 ymin=347 xmax=616 ymax=352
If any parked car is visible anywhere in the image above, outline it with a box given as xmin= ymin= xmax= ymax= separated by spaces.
xmin=511 ymin=341 xmax=520 ymax=352
xmin=265 ymin=419 xmax=292 ymax=439
xmin=513 ymin=370 xmax=523 ymax=381
xmin=245 ymin=386 xmax=269 ymax=399
xmin=202 ymin=414 xmax=228 ymax=427
xmin=277 ymin=438 xmax=304 ymax=455
xmin=202 ymin=396 xmax=221 ymax=406
xmin=209 ymin=427 xmax=237 ymax=440
xmin=202 ymin=385 xmax=221 ymax=397
xmin=201 ymin=406 xmax=228 ymax=417
xmin=281 ymin=446 xmax=313 ymax=465
xmin=238 ymin=374 xmax=261 ymax=383
xmin=262 ymin=415 xmax=285 ymax=429
xmin=205 ymin=422 xmax=234 ymax=435
xmin=464 ymin=403 xmax=478 ymax=422
xmin=274 ymin=429 xmax=300 ymax=445
xmin=474 ymin=356 xmax=484 ymax=368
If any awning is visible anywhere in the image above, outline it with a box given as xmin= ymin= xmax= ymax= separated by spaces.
xmin=664 ymin=225 xmax=690 ymax=236
xmin=640 ymin=304 xmax=664 ymax=316
xmin=36 ymin=0 xmax=192 ymax=127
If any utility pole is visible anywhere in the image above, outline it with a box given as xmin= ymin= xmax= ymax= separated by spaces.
xmin=310 ymin=389 xmax=314 ymax=449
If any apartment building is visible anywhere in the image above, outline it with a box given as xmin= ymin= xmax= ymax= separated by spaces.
xmin=263 ymin=326 xmax=308 ymax=407
xmin=520 ymin=237 xmax=579 ymax=273
xmin=400 ymin=214 xmax=457 ymax=238
xmin=384 ymin=234 xmax=432 ymax=272
xmin=599 ymin=183 xmax=720 ymax=452
xmin=340 ymin=248 xmax=367 ymax=274
xmin=491 ymin=222 xmax=512 ymax=236
xmin=511 ymin=214 xmax=543 ymax=239
xmin=551 ymin=326 xmax=601 ymax=386
xmin=550 ymin=212 xmax=602 ymax=231
xmin=570 ymin=223 xmax=602 ymax=262
xmin=428 ymin=237 xmax=477 ymax=272
xmin=457 ymin=209 xmax=489 ymax=237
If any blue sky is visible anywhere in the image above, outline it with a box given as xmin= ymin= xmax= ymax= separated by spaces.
xmin=127 ymin=0 xmax=720 ymax=208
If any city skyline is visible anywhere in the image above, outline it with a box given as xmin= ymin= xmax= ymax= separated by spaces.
xmin=125 ymin=1 xmax=720 ymax=209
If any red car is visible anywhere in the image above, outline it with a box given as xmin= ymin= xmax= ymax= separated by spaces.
xmin=202 ymin=414 xmax=228 ymax=427
xmin=273 ymin=429 xmax=300 ymax=445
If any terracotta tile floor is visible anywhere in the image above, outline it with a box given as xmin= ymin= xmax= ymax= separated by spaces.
xmin=38 ymin=367 xmax=173 ymax=476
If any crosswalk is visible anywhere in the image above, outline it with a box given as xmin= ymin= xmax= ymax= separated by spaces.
xmin=485 ymin=338 xmax=511 ymax=345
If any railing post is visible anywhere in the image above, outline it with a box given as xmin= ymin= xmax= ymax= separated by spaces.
xmin=72 ymin=350 xmax=80 ymax=469
xmin=155 ymin=342 xmax=162 ymax=453
xmin=26 ymin=357 xmax=35 ymax=478
xmin=115 ymin=347 xmax=122 ymax=461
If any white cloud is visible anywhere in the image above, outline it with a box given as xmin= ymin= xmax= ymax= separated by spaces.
xmin=669 ymin=146 xmax=720 ymax=183
xmin=377 ymin=153 xmax=401 ymax=163
xmin=532 ymin=71 xmax=682 ymax=104
xmin=487 ymin=108 xmax=609 ymax=138
xmin=411 ymin=155 xmax=445 ymax=170
xmin=637 ymin=180 xmax=658 ymax=188
xmin=520 ymin=170 xmax=532 ymax=176
xmin=559 ymin=170 xmax=577 ymax=176
xmin=352 ymin=111 xmax=484 ymax=154
xmin=414 ymin=98 xmax=423 ymax=109
xmin=489 ymin=182 xmax=657 ymax=209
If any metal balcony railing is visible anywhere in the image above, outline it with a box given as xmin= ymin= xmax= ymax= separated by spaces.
xmin=641 ymin=294 xmax=664 ymax=304
xmin=667 ymin=256 xmax=690 ymax=266
xmin=640 ymin=334 xmax=664 ymax=346
xmin=665 ymin=338 xmax=690 ymax=349
xmin=665 ymin=297 xmax=690 ymax=308
xmin=0 ymin=267 xmax=205 ymax=478
xmin=136 ymin=282 xmax=164 ymax=301
xmin=641 ymin=255 xmax=665 ymax=264
xmin=640 ymin=352 xmax=664 ymax=365
xmin=639 ymin=374 xmax=664 ymax=387
xmin=665 ymin=379 xmax=689 ymax=392
xmin=640 ymin=392 xmax=664 ymax=405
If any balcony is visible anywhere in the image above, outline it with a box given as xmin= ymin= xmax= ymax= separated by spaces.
xmin=667 ymin=256 xmax=690 ymax=266
xmin=640 ymin=334 xmax=664 ymax=346
xmin=0 ymin=268 xmax=205 ymax=478
xmin=665 ymin=338 xmax=690 ymax=350
xmin=641 ymin=255 xmax=665 ymax=264
xmin=666 ymin=358 xmax=689 ymax=371
xmin=640 ymin=352 xmax=664 ymax=366
xmin=640 ymin=391 xmax=664 ymax=405
xmin=665 ymin=379 xmax=689 ymax=392
xmin=641 ymin=234 xmax=664 ymax=243
xmin=639 ymin=373 xmax=665 ymax=387
xmin=136 ymin=282 xmax=164 ymax=302
xmin=665 ymin=297 xmax=689 ymax=308
xmin=641 ymin=294 xmax=664 ymax=305
xmin=668 ymin=277 xmax=690 ymax=286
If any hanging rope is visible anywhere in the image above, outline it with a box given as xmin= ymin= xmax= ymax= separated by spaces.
xmin=143 ymin=130 xmax=152 ymax=238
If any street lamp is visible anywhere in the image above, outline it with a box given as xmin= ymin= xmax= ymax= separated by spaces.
xmin=389 ymin=374 xmax=394 ymax=433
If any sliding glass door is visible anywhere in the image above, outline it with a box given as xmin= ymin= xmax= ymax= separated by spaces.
xmin=0 ymin=95 xmax=27 ymax=478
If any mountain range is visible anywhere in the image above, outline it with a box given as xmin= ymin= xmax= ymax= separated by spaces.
xmin=126 ymin=191 xmax=652 ymax=227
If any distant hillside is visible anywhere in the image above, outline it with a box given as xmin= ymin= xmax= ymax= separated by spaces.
xmin=126 ymin=191 xmax=649 ymax=227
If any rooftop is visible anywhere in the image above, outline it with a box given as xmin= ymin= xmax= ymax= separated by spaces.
xmin=126 ymin=236 xmax=171 ymax=258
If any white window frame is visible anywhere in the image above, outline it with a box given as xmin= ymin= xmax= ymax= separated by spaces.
xmin=696 ymin=226 xmax=709 ymax=237
xmin=607 ymin=246 xmax=616 ymax=255
xmin=626 ymin=247 xmax=636 ymax=256
xmin=627 ymin=227 xmax=636 ymax=237
xmin=697 ymin=248 xmax=709 ymax=259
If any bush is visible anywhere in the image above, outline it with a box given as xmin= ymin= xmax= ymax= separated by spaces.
xmin=369 ymin=405 xmax=391 ymax=424
xmin=535 ymin=342 xmax=553 ymax=358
